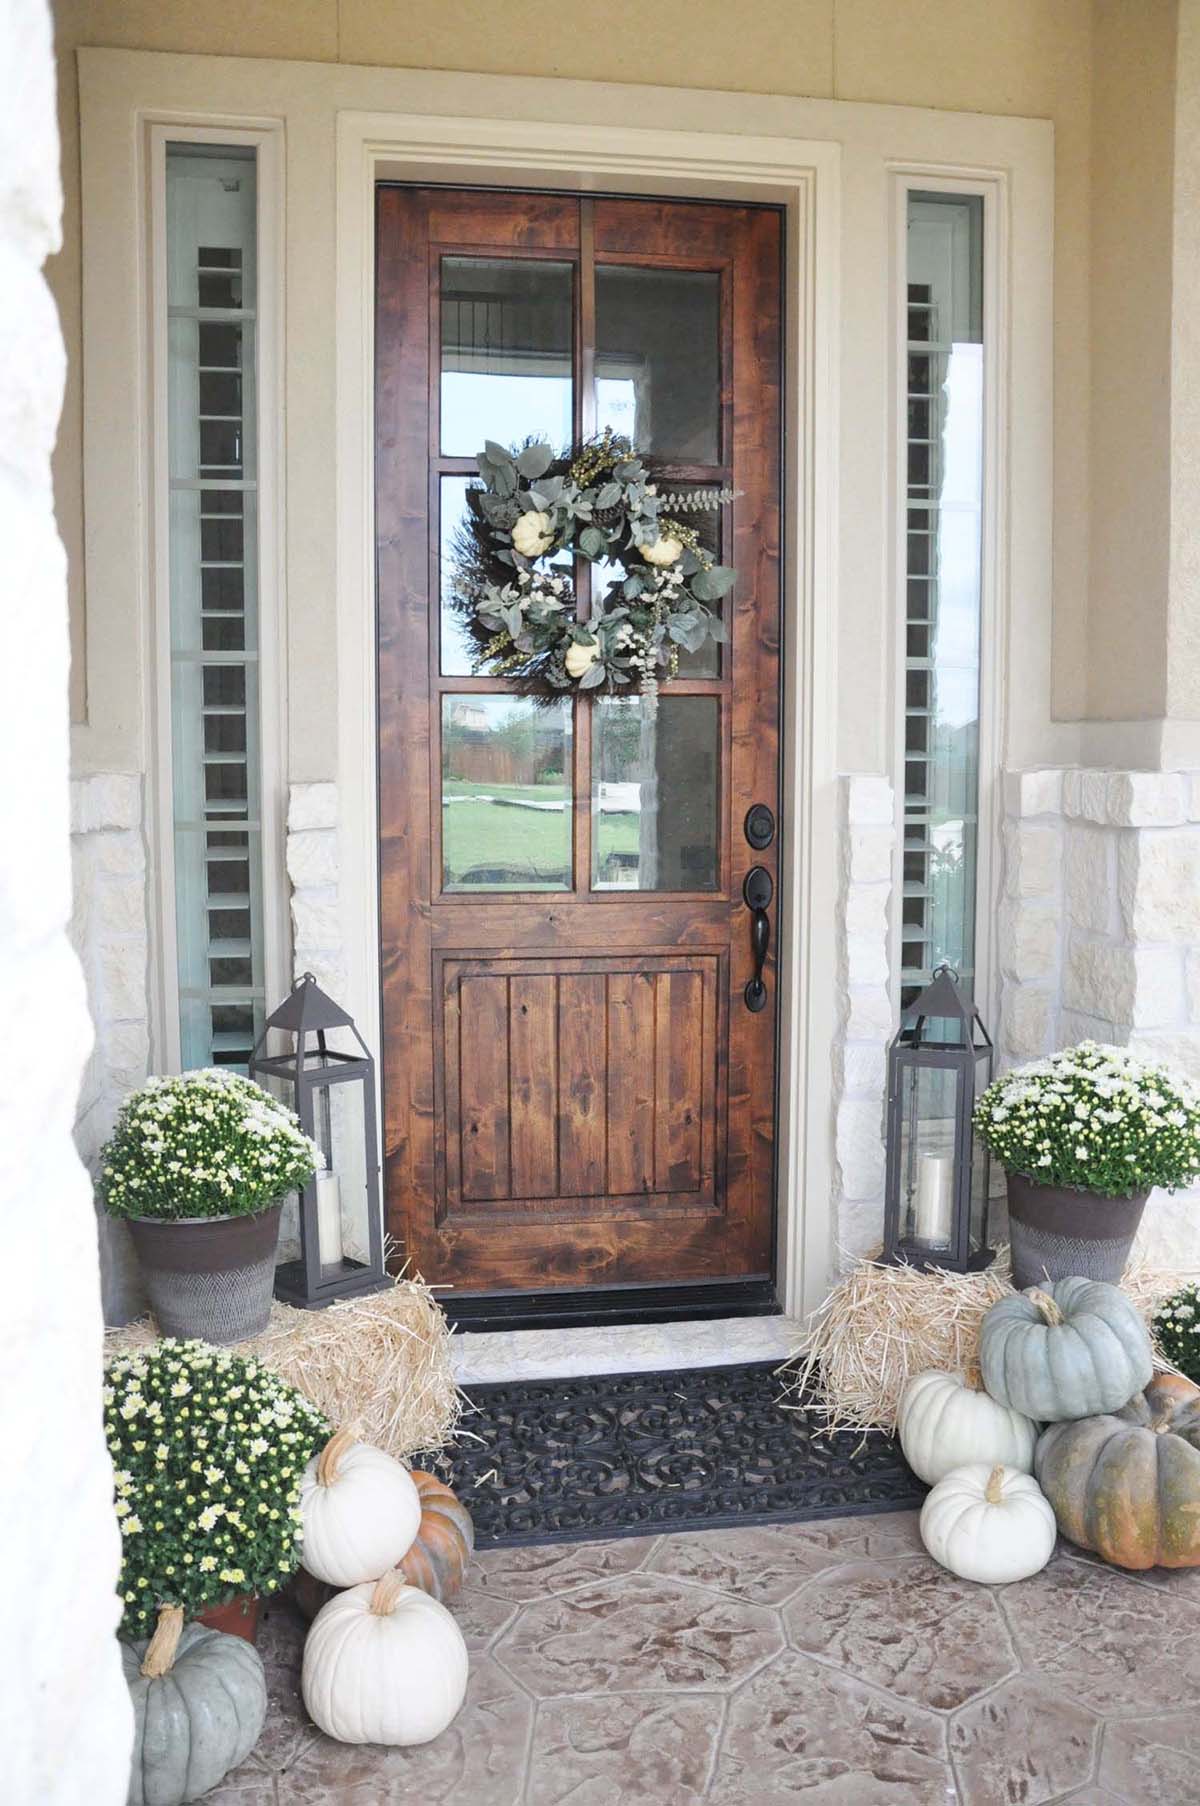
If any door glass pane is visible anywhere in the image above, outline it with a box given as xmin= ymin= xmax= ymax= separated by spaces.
xmin=440 ymin=475 xmax=573 ymax=677
xmin=589 ymin=483 xmax=725 ymax=678
xmin=440 ymin=257 xmax=573 ymax=457
xmin=592 ymin=697 xmax=719 ymax=891
xmin=595 ymin=266 xmax=720 ymax=464
xmin=901 ymin=193 xmax=984 ymax=1013
xmin=442 ymin=695 xmax=573 ymax=891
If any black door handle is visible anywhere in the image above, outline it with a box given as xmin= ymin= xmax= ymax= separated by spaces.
xmin=742 ymin=865 xmax=773 ymax=1013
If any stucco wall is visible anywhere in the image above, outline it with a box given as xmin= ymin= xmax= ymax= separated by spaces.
xmin=51 ymin=0 xmax=1094 ymax=762
xmin=0 ymin=1 xmax=131 ymax=1796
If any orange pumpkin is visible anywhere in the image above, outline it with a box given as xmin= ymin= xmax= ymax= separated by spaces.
xmin=1035 ymin=1373 xmax=1200 ymax=1570
xmin=395 ymin=1471 xmax=474 ymax=1602
xmin=293 ymin=1471 xmax=473 ymax=1617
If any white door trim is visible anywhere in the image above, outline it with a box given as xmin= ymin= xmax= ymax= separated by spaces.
xmin=334 ymin=112 xmax=841 ymax=1319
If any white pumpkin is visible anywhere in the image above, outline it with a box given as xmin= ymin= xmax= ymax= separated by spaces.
xmin=299 ymin=1425 xmax=422 ymax=1587
xmin=302 ymin=1570 xmax=469 ymax=1745
xmin=920 ymin=1461 xmax=1056 ymax=1584
xmin=898 ymin=1365 xmax=1037 ymax=1486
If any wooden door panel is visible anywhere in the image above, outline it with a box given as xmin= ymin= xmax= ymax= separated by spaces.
xmin=438 ymin=953 xmax=721 ymax=1224
xmin=377 ymin=186 xmax=782 ymax=1300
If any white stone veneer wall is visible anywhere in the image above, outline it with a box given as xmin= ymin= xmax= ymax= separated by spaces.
xmin=834 ymin=775 xmax=896 ymax=1261
xmin=287 ymin=782 xmax=345 ymax=999
xmin=999 ymin=767 xmax=1200 ymax=1272
xmin=0 ymin=0 xmax=132 ymax=1793
xmin=68 ymin=772 xmax=150 ymax=1324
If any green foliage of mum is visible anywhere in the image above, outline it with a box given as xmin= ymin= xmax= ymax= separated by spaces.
xmin=99 ymin=1069 xmax=320 ymax=1221
xmin=1154 ymin=1283 xmax=1200 ymax=1385
xmin=974 ymin=1041 xmax=1200 ymax=1197
xmin=106 ymin=1339 xmax=329 ymax=1639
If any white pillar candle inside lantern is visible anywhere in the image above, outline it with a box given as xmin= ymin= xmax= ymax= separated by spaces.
xmin=315 ymin=1169 xmax=344 ymax=1269
xmin=914 ymin=1150 xmax=955 ymax=1246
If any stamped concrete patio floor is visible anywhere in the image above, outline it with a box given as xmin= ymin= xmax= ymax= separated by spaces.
xmin=210 ymin=1509 xmax=1200 ymax=1804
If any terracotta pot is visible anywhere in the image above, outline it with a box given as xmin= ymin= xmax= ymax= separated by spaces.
xmin=195 ymin=1593 xmax=261 ymax=1643
xmin=1006 ymin=1171 xmax=1149 ymax=1289
xmin=125 ymin=1204 xmax=283 ymax=1345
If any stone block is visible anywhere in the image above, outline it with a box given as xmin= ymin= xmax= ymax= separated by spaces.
xmin=1136 ymin=1188 xmax=1200 ymax=1274
xmin=1125 ymin=1030 xmax=1200 ymax=1083
xmin=69 ymin=772 xmax=140 ymax=836
xmin=288 ymin=781 xmax=339 ymax=833
xmin=1002 ymin=822 xmax=1060 ymax=899
xmin=1065 ymin=826 xmax=1113 ymax=934
xmin=291 ymin=888 xmax=341 ymax=954
xmin=1187 ymin=773 xmax=1200 ymax=823
xmin=105 ymin=1021 xmax=150 ymax=1089
xmin=999 ymin=900 xmax=1059 ymax=982
xmin=86 ymin=828 xmax=144 ymax=879
xmin=1058 ymin=1006 xmax=1121 ymax=1048
xmin=1064 ymin=938 xmax=1183 ymax=1029
xmin=1003 ymin=768 xmax=1063 ymax=819
xmin=94 ymin=873 xmax=147 ymax=938
xmin=838 ymin=1195 xmax=885 ymax=1263
xmin=1118 ymin=829 xmax=1200 ymax=943
xmin=836 ymin=1097 xmax=886 ymax=1201
xmin=843 ymin=881 xmax=889 ymax=938
xmin=844 ymin=774 xmax=894 ymax=828
xmin=844 ymin=933 xmax=889 ymax=988
xmin=1107 ymin=770 xmax=1187 ymax=827
xmin=286 ymin=827 xmax=339 ymax=889
xmin=1187 ymin=949 xmax=1200 ymax=1022
xmin=1001 ymin=985 xmax=1052 ymax=1058
xmin=845 ymin=827 xmax=894 ymax=885
xmin=841 ymin=1040 xmax=888 ymax=1097
xmin=845 ymin=985 xmax=894 ymax=1042
xmin=1063 ymin=769 xmax=1112 ymax=824
xmin=95 ymin=938 xmax=148 ymax=1024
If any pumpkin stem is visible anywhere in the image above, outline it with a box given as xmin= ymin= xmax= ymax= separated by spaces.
xmin=1153 ymin=1407 xmax=1175 ymax=1434
xmin=963 ymin=1355 xmax=985 ymax=1392
xmin=984 ymin=1465 xmax=1006 ymax=1505
xmin=140 ymin=1604 xmax=185 ymax=1678
xmin=316 ymin=1422 xmax=362 ymax=1487
xmin=368 ymin=1569 xmax=409 ymax=1617
xmin=1027 ymin=1287 xmax=1064 ymax=1327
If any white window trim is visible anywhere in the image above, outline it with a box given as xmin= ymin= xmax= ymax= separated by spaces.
xmin=887 ymin=168 xmax=1009 ymax=1036
xmin=144 ymin=118 xmax=289 ymax=1071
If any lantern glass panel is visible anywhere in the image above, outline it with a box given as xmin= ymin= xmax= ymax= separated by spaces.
xmin=968 ymin=1045 xmax=993 ymax=1251
xmin=310 ymin=1076 xmax=372 ymax=1279
xmin=898 ymin=1058 xmax=962 ymax=1251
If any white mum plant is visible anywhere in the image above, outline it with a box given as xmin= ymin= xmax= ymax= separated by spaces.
xmin=100 ymin=1068 xmax=321 ymax=1221
xmin=975 ymin=1041 xmax=1200 ymax=1197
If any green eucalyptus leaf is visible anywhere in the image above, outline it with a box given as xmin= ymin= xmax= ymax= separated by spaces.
xmin=578 ymin=660 xmax=608 ymax=690
xmin=579 ymin=526 xmax=606 ymax=559
xmin=692 ymin=564 xmax=736 ymax=601
xmin=623 ymin=575 xmax=645 ymax=599
xmin=594 ymin=482 xmax=622 ymax=510
xmin=484 ymin=440 xmax=515 ymax=468
xmin=516 ymin=443 xmax=554 ymax=480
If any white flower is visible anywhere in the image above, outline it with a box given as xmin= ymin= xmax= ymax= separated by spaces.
xmin=640 ymin=534 xmax=684 ymax=567
xmin=512 ymin=510 xmax=554 ymax=558
xmin=564 ymin=639 xmax=601 ymax=680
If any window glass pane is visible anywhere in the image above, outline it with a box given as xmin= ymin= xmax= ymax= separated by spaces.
xmin=166 ymin=143 xmax=264 ymax=1072
xmin=595 ymin=266 xmax=721 ymax=464
xmin=897 ymin=1061 xmax=961 ymax=1252
xmin=902 ymin=193 xmax=983 ymax=1014
xmin=441 ymin=695 xmax=573 ymax=891
xmin=440 ymin=257 xmax=573 ymax=457
xmin=592 ymin=696 xmax=719 ymax=892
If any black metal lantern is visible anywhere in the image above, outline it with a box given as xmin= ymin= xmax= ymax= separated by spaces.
xmin=250 ymin=973 xmax=388 ymax=1307
xmin=883 ymin=964 xmax=995 ymax=1273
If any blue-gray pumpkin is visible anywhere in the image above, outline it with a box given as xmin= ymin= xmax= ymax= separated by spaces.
xmin=979 ymin=1277 xmax=1153 ymax=1422
xmin=122 ymin=1606 xmax=267 ymax=1805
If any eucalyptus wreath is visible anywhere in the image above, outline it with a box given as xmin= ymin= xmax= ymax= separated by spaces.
xmin=449 ymin=429 xmax=735 ymax=700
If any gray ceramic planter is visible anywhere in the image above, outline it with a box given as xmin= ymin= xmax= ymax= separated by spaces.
xmin=1006 ymin=1171 xmax=1149 ymax=1289
xmin=125 ymin=1204 xmax=283 ymax=1345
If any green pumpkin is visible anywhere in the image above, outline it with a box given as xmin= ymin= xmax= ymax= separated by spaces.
xmin=979 ymin=1276 xmax=1152 ymax=1422
xmin=122 ymin=1606 xmax=266 ymax=1806
xmin=1036 ymin=1374 xmax=1200 ymax=1569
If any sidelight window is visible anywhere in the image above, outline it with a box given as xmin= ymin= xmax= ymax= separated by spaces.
xmin=162 ymin=142 xmax=267 ymax=1071
xmin=900 ymin=192 xmax=985 ymax=1012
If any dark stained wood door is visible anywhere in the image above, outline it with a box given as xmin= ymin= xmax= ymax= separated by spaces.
xmin=376 ymin=186 xmax=782 ymax=1302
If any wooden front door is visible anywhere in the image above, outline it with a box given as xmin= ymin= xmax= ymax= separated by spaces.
xmin=376 ymin=186 xmax=782 ymax=1306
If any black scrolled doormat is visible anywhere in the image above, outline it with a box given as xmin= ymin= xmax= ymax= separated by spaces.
xmin=425 ymin=1360 xmax=925 ymax=1548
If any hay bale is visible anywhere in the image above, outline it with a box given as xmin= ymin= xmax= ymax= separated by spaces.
xmin=104 ymin=1274 xmax=463 ymax=1461
xmin=782 ymin=1244 xmax=1185 ymax=1435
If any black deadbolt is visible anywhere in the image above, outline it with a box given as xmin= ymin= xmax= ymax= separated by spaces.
xmin=744 ymin=803 xmax=776 ymax=850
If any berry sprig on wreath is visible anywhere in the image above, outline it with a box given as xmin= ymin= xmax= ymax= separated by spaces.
xmin=449 ymin=429 xmax=735 ymax=702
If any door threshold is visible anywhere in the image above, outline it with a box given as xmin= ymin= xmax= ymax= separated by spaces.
xmin=449 ymin=1304 xmax=803 ymax=1387
xmin=440 ymin=1277 xmax=779 ymax=1335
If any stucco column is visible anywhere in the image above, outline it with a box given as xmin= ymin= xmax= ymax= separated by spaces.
xmin=0 ymin=2 xmax=131 ymax=1797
